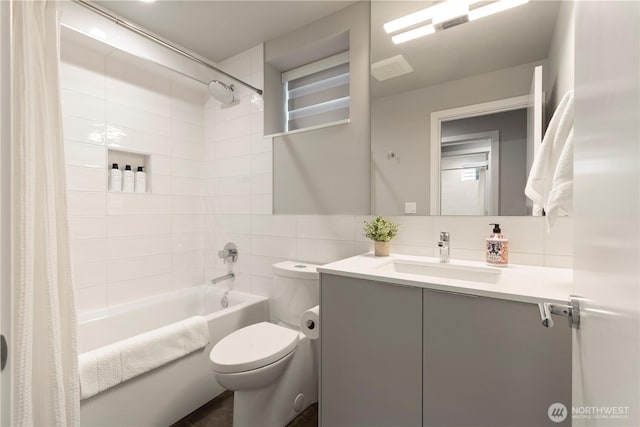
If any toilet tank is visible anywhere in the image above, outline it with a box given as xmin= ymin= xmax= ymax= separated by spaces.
xmin=272 ymin=261 xmax=320 ymax=328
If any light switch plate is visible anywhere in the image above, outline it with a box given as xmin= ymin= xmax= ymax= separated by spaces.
xmin=405 ymin=202 xmax=417 ymax=214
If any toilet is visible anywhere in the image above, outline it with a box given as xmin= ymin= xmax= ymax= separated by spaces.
xmin=209 ymin=261 xmax=320 ymax=427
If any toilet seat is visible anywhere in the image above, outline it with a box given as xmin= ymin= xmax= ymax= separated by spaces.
xmin=210 ymin=322 xmax=299 ymax=374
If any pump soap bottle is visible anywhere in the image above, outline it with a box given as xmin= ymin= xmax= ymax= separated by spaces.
xmin=486 ymin=223 xmax=509 ymax=266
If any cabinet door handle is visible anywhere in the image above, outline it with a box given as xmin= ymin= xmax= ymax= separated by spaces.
xmin=427 ymin=288 xmax=479 ymax=298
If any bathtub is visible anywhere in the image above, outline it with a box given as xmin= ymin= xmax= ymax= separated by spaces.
xmin=78 ymin=285 xmax=268 ymax=427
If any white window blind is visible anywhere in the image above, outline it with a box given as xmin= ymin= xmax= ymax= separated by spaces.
xmin=282 ymin=51 xmax=350 ymax=132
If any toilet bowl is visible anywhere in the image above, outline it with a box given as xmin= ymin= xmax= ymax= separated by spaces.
xmin=209 ymin=261 xmax=320 ymax=427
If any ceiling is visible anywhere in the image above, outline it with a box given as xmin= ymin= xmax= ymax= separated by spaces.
xmin=93 ymin=0 xmax=356 ymax=63
xmin=371 ymin=1 xmax=561 ymax=98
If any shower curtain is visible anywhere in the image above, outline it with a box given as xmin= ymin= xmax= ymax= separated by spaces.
xmin=11 ymin=1 xmax=80 ymax=426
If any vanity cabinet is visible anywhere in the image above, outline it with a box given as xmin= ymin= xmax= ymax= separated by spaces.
xmin=320 ymin=274 xmax=571 ymax=427
xmin=422 ymin=289 xmax=571 ymax=427
xmin=320 ymin=274 xmax=423 ymax=427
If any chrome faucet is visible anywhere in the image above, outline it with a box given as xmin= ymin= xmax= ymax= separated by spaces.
xmin=438 ymin=232 xmax=450 ymax=263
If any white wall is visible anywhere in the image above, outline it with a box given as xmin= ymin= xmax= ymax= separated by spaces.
xmin=547 ymin=0 xmax=575 ymax=116
xmin=60 ymin=33 xmax=208 ymax=313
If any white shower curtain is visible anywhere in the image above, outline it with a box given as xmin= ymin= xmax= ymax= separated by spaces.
xmin=11 ymin=1 xmax=80 ymax=426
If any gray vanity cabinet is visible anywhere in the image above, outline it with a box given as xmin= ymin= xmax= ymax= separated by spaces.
xmin=320 ymin=273 xmax=572 ymax=427
xmin=320 ymin=274 xmax=423 ymax=427
xmin=422 ymin=289 xmax=572 ymax=427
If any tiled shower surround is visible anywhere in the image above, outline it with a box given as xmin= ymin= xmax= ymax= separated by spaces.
xmin=62 ymin=36 xmax=573 ymax=314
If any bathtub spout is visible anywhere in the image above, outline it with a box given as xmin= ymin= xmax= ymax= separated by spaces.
xmin=211 ymin=273 xmax=235 ymax=285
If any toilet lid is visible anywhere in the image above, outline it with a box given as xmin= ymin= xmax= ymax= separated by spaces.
xmin=210 ymin=322 xmax=299 ymax=373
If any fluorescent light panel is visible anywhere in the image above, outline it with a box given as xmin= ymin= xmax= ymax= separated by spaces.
xmin=468 ymin=0 xmax=529 ymax=21
xmin=387 ymin=0 xmax=530 ymax=45
xmin=385 ymin=0 xmax=483 ymax=34
xmin=385 ymin=0 xmax=528 ymax=35
xmin=432 ymin=2 xmax=469 ymax=26
xmin=392 ymin=24 xmax=436 ymax=45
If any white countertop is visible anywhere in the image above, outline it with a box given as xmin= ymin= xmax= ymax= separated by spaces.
xmin=318 ymin=253 xmax=573 ymax=305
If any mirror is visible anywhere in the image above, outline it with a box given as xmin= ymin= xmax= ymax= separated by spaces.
xmin=371 ymin=0 xmax=574 ymax=216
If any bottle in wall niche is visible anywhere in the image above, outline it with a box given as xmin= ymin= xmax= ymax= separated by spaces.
xmin=486 ymin=223 xmax=509 ymax=267
xmin=109 ymin=163 xmax=121 ymax=192
xmin=122 ymin=165 xmax=135 ymax=193
xmin=135 ymin=166 xmax=146 ymax=193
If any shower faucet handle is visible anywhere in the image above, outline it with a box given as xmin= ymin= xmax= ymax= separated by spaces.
xmin=218 ymin=242 xmax=238 ymax=263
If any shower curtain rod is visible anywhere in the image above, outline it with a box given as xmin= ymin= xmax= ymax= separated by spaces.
xmin=72 ymin=0 xmax=263 ymax=95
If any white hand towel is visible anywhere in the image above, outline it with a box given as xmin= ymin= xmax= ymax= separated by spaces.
xmin=546 ymin=127 xmax=574 ymax=225
xmin=525 ymin=90 xmax=574 ymax=229
xmin=79 ymin=345 xmax=122 ymax=400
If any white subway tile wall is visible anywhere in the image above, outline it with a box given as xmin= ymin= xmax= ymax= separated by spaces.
xmin=61 ymin=39 xmax=207 ymax=313
xmin=64 ymin=38 xmax=574 ymax=313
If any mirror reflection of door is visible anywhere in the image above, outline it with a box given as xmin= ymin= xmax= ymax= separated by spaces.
xmin=440 ymin=136 xmax=496 ymax=216
xmin=440 ymin=109 xmax=528 ymax=216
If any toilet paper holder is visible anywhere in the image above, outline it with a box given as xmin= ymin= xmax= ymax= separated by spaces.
xmin=305 ymin=319 xmax=315 ymax=330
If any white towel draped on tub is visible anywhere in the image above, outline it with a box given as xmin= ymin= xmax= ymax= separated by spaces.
xmin=79 ymin=316 xmax=209 ymax=400
xmin=78 ymin=345 xmax=122 ymax=400
xmin=525 ymin=90 xmax=574 ymax=229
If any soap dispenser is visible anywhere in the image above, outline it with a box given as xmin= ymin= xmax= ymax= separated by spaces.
xmin=486 ymin=223 xmax=509 ymax=266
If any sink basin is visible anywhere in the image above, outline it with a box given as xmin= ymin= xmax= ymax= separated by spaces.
xmin=376 ymin=259 xmax=501 ymax=283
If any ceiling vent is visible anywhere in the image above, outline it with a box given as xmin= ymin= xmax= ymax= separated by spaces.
xmin=371 ymin=55 xmax=414 ymax=82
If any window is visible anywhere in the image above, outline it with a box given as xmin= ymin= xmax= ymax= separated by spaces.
xmin=282 ymin=51 xmax=350 ymax=132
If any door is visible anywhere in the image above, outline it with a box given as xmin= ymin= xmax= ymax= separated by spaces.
xmin=572 ymin=2 xmax=639 ymax=426
xmin=440 ymin=152 xmax=489 ymax=215
xmin=0 ymin=1 xmax=10 ymax=424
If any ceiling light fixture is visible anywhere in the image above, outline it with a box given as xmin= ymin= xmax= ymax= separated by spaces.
xmin=384 ymin=0 xmax=483 ymax=34
xmin=392 ymin=24 xmax=436 ymax=45
xmin=386 ymin=0 xmax=530 ymax=44
xmin=139 ymin=0 xmax=157 ymax=3
xmin=468 ymin=0 xmax=529 ymax=21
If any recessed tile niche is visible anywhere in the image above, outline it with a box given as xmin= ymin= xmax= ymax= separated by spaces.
xmin=107 ymin=149 xmax=150 ymax=193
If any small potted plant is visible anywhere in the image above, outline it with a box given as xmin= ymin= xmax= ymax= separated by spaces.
xmin=364 ymin=216 xmax=399 ymax=257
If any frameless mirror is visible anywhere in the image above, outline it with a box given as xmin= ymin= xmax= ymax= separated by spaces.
xmin=371 ymin=0 xmax=573 ymax=216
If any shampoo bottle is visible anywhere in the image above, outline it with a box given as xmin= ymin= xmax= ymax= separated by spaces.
xmin=109 ymin=163 xmax=121 ymax=192
xmin=134 ymin=166 xmax=146 ymax=193
xmin=123 ymin=164 xmax=135 ymax=193
xmin=486 ymin=223 xmax=509 ymax=266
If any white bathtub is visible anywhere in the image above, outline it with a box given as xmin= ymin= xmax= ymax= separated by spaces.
xmin=78 ymin=285 xmax=269 ymax=427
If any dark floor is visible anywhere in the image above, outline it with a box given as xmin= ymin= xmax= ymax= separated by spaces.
xmin=170 ymin=391 xmax=318 ymax=427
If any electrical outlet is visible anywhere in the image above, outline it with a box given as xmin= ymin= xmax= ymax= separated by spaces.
xmin=404 ymin=202 xmax=417 ymax=214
